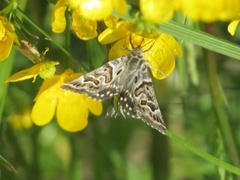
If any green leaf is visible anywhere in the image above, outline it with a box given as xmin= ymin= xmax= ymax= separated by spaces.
xmin=0 ymin=155 xmax=17 ymax=174
xmin=167 ymin=131 xmax=240 ymax=176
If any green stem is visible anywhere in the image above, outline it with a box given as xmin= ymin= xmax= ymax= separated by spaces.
xmin=86 ymin=38 xmax=106 ymax=70
xmin=166 ymin=130 xmax=240 ymax=176
xmin=0 ymin=48 xmax=16 ymax=123
xmin=206 ymin=51 xmax=240 ymax=170
xmin=86 ymin=39 xmax=98 ymax=70
xmin=0 ymin=0 xmax=18 ymax=15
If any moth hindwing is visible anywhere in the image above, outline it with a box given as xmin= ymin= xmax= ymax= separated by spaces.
xmin=61 ymin=47 xmax=166 ymax=134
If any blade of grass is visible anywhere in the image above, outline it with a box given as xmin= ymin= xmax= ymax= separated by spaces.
xmin=0 ymin=155 xmax=17 ymax=173
xmin=166 ymin=130 xmax=240 ymax=176
xmin=158 ymin=21 xmax=240 ymax=61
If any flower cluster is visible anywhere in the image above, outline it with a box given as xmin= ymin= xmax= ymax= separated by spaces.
xmin=31 ymin=69 xmax=102 ymax=132
xmin=51 ymin=0 xmax=240 ymax=38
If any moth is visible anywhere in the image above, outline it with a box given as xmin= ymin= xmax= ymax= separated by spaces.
xmin=61 ymin=47 xmax=166 ymax=134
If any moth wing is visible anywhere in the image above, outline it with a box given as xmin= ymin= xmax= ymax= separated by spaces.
xmin=135 ymin=65 xmax=166 ymax=134
xmin=61 ymin=56 xmax=126 ymax=100
xmin=118 ymin=62 xmax=166 ymax=134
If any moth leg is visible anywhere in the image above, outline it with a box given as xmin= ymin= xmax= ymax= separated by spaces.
xmin=105 ymin=96 xmax=120 ymax=118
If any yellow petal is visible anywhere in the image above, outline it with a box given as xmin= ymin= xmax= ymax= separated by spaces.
xmin=0 ymin=18 xmax=6 ymax=40
xmin=98 ymin=21 xmax=129 ymax=44
xmin=31 ymin=89 xmax=57 ymax=126
xmin=107 ymin=33 xmax=154 ymax=60
xmin=32 ymin=68 xmax=92 ymax=131
xmin=104 ymin=16 xmax=119 ymax=29
xmin=5 ymin=63 xmax=43 ymax=82
xmin=57 ymin=91 xmax=88 ymax=131
xmin=146 ymin=48 xmax=175 ymax=80
xmin=67 ymin=0 xmax=81 ymax=8
xmin=228 ymin=19 xmax=240 ymax=36
xmin=145 ymin=33 xmax=182 ymax=79
xmin=72 ymin=9 xmax=97 ymax=40
xmin=0 ymin=34 xmax=13 ymax=61
xmin=108 ymin=37 xmax=131 ymax=60
xmin=4 ymin=20 xmax=19 ymax=45
xmin=0 ymin=16 xmax=19 ymax=45
xmin=85 ymin=97 xmax=102 ymax=115
xmin=140 ymin=0 xmax=174 ymax=23
xmin=112 ymin=0 xmax=127 ymax=15
xmin=80 ymin=0 xmax=113 ymax=21
xmin=34 ymin=69 xmax=77 ymax=101
xmin=34 ymin=75 xmax=60 ymax=100
xmin=160 ymin=33 xmax=182 ymax=57
xmin=51 ymin=0 xmax=68 ymax=33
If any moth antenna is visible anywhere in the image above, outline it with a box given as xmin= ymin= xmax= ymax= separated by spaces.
xmin=147 ymin=59 xmax=166 ymax=78
xmin=129 ymin=34 xmax=135 ymax=50
xmin=144 ymin=54 xmax=166 ymax=78
xmin=141 ymin=34 xmax=162 ymax=53
xmin=158 ymin=33 xmax=180 ymax=56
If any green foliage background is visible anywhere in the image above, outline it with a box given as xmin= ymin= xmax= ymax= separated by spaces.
xmin=1 ymin=0 xmax=240 ymax=179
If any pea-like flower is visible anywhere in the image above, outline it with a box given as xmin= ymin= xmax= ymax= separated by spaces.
xmin=51 ymin=0 xmax=126 ymax=40
xmin=31 ymin=69 xmax=102 ymax=132
xmin=98 ymin=21 xmax=182 ymax=80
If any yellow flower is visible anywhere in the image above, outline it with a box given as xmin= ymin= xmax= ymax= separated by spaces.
xmin=31 ymin=69 xmax=102 ymax=132
xmin=77 ymin=0 xmax=113 ymax=21
xmin=71 ymin=8 xmax=98 ymax=40
xmin=140 ymin=0 xmax=175 ymax=23
xmin=68 ymin=0 xmax=127 ymax=20
xmin=9 ymin=109 xmax=33 ymax=130
xmin=51 ymin=0 xmax=68 ymax=33
xmin=51 ymin=0 xmax=126 ymax=40
xmin=5 ymin=61 xmax=59 ymax=82
xmin=0 ymin=16 xmax=19 ymax=61
xmin=175 ymin=0 xmax=240 ymax=22
xmin=98 ymin=21 xmax=182 ymax=79
xmin=98 ymin=20 xmax=129 ymax=44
